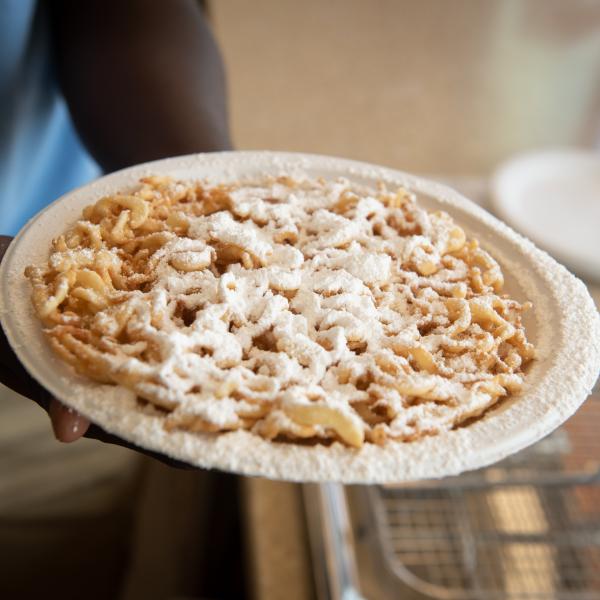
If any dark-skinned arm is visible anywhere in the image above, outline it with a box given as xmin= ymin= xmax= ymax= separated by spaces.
xmin=49 ymin=0 xmax=232 ymax=172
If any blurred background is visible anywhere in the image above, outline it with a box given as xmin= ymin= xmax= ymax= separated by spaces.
xmin=1 ymin=1 xmax=599 ymax=599
xmin=219 ymin=0 xmax=600 ymax=175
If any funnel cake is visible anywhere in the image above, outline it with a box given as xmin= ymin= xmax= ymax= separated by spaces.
xmin=25 ymin=174 xmax=534 ymax=448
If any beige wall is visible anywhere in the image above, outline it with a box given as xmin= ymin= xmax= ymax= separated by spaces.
xmin=214 ymin=0 xmax=600 ymax=175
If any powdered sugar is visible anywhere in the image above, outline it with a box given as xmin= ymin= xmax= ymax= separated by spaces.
xmin=27 ymin=174 xmax=538 ymax=445
xmin=1 ymin=151 xmax=599 ymax=483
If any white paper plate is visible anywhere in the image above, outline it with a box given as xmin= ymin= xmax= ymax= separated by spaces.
xmin=1 ymin=151 xmax=599 ymax=484
xmin=492 ymin=148 xmax=600 ymax=283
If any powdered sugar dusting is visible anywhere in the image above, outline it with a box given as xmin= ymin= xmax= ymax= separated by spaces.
xmin=1 ymin=151 xmax=599 ymax=483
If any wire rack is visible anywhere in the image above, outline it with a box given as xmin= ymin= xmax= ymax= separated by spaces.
xmin=369 ymin=391 xmax=600 ymax=600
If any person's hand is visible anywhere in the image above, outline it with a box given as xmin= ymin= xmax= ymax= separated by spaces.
xmin=0 ymin=236 xmax=91 ymax=442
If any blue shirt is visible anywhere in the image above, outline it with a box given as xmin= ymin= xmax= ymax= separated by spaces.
xmin=0 ymin=0 xmax=99 ymax=236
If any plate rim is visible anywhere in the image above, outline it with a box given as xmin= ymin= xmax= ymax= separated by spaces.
xmin=1 ymin=150 xmax=599 ymax=483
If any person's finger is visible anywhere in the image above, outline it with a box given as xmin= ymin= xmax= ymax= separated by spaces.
xmin=0 ymin=235 xmax=11 ymax=259
xmin=83 ymin=422 xmax=195 ymax=469
xmin=49 ymin=398 xmax=91 ymax=442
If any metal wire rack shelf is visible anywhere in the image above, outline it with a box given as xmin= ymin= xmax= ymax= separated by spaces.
xmin=368 ymin=390 xmax=600 ymax=600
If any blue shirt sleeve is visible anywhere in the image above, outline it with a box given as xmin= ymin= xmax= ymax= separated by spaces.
xmin=0 ymin=0 xmax=100 ymax=236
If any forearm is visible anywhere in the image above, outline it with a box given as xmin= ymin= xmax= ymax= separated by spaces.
xmin=49 ymin=0 xmax=232 ymax=173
